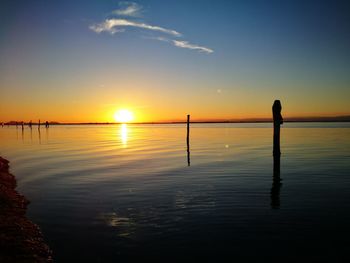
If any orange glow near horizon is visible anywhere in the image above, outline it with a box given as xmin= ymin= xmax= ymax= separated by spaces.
xmin=1 ymin=95 xmax=349 ymax=123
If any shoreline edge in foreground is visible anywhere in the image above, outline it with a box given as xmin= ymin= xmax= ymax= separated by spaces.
xmin=0 ymin=156 xmax=52 ymax=263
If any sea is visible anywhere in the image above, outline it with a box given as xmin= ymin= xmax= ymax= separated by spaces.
xmin=1 ymin=123 xmax=350 ymax=262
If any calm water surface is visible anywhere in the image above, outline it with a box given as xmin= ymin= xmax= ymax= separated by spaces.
xmin=1 ymin=123 xmax=350 ymax=262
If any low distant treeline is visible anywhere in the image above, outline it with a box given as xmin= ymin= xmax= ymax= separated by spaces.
xmin=284 ymin=116 xmax=350 ymax=122
xmin=160 ymin=116 xmax=350 ymax=123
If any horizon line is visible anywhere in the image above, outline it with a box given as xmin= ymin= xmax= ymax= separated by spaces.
xmin=3 ymin=115 xmax=350 ymax=125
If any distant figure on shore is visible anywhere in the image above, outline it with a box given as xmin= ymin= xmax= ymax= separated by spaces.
xmin=38 ymin=119 xmax=41 ymax=129
xmin=29 ymin=120 xmax=32 ymax=129
xmin=45 ymin=121 xmax=49 ymax=128
xmin=21 ymin=121 xmax=24 ymax=130
xmin=272 ymin=100 xmax=283 ymax=156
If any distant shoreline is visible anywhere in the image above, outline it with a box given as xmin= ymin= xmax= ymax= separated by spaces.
xmin=3 ymin=119 xmax=350 ymax=125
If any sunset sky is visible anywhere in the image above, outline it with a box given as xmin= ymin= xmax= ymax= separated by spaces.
xmin=1 ymin=0 xmax=349 ymax=123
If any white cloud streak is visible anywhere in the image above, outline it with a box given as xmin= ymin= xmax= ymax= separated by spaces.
xmin=148 ymin=37 xmax=213 ymax=54
xmin=172 ymin=40 xmax=213 ymax=53
xmin=89 ymin=4 xmax=214 ymax=54
xmin=112 ymin=2 xmax=143 ymax=17
xmin=89 ymin=19 xmax=181 ymax=37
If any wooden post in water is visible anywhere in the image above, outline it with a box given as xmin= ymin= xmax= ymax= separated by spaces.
xmin=271 ymin=100 xmax=283 ymax=208
xmin=187 ymin=114 xmax=190 ymax=166
xmin=272 ymin=100 xmax=283 ymax=156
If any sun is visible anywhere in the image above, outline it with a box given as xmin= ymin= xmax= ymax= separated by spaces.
xmin=114 ymin=109 xmax=134 ymax=123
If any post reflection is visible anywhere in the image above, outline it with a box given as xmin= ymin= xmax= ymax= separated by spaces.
xmin=46 ymin=127 xmax=49 ymax=142
xmin=271 ymin=154 xmax=282 ymax=209
xmin=186 ymin=115 xmax=190 ymax=166
xmin=187 ymin=140 xmax=190 ymax=166
xmin=38 ymin=128 xmax=41 ymax=144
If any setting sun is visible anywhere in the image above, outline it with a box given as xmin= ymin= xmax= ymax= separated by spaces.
xmin=114 ymin=109 xmax=134 ymax=123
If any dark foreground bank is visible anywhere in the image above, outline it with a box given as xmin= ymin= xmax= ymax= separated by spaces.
xmin=0 ymin=157 xmax=52 ymax=262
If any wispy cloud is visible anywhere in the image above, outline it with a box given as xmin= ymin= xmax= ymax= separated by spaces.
xmin=89 ymin=3 xmax=213 ymax=54
xmin=112 ymin=2 xmax=143 ymax=17
xmin=148 ymin=37 xmax=213 ymax=54
xmin=172 ymin=40 xmax=213 ymax=54
xmin=89 ymin=19 xmax=181 ymax=37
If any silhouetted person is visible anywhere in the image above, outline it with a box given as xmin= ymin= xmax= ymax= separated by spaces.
xmin=21 ymin=121 xmax=24 ymax=130
xmin=45 ymin=121 xmax=49 ymax=128
xmin=29 ymin=120 xmax=32 ymax=129
xmin=272 ymin=100 xmax=283 ymax=156
xmin=38 ymin=119 xmax=41 ymax=130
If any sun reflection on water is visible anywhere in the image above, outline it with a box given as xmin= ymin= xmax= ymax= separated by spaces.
xmin=120 ymin=124 xmax=128 ymax=146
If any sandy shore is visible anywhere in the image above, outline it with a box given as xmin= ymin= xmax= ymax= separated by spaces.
xmin=0 ymin=157 xmax=52 ymax=262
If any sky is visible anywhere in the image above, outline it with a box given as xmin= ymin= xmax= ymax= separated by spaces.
xmin=1 ymin=0 xmax=349 ymax=123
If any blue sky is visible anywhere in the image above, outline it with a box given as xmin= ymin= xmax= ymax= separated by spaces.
xmin=1 ymin=0 xmax=349 ymax=122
